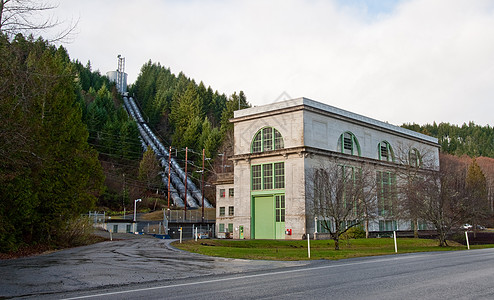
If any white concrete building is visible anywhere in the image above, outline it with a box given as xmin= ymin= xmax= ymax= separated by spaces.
xmin=217 ymin=97 xmax=439 ymax=239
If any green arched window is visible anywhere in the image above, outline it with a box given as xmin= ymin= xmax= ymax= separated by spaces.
xmin=409 ymin=148 xmax=422 ymax=167
xmin=378 ymin=141 xmax=394 ymax=162
xmin=251 ymin=127 xmax=284 ymax=153
xmin=338 ymin=132 xmax=361 ymax=156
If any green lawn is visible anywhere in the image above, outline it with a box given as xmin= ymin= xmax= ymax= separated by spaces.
xmin=172 ymin=238 xmax=494 ymax=260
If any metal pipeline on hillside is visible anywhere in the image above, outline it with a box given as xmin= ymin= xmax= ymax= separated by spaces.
xmin=122 ymin=96 xmax=211 ymax=208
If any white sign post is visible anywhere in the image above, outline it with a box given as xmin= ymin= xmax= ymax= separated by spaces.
xmin=307 ymin=234 xmax=311 ymax=258
xmin=393 ymin=231 xmax=398 ymax=253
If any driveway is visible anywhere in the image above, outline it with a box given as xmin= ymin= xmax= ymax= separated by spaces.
xmin=0 ymin=233 xmax=308 ymax=298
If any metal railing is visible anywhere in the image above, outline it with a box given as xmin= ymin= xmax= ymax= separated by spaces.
xmin=165 ymin=209 xmax=216 ymax=223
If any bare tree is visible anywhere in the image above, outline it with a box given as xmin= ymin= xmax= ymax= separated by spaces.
xmin=394 ymin=144 xmax=437 ymax=237
xmin=308 ymin=162 xmax=375 ymax=250
xmin=465 ymin=158 xmax=490 ymax=237
xmin=416 ymin=153 xmax=469 ymax=246
xmin=396 ymin=149 xmax=488 ymax=246
xmin=0 ymin=0 xmax=77 ymax=41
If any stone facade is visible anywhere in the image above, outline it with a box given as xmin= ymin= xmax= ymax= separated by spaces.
xmin=219 ymin=97 xmax=439 ymax=239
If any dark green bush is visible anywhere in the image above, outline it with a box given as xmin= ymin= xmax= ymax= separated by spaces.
xmin=342 ymin=226 xmax=366 ymax=240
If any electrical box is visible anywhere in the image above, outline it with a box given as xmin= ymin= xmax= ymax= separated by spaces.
xmin=285 ymin=229 xmax=292 ymax=235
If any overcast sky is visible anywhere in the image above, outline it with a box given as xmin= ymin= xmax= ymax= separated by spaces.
xmin=47 ymin=0 xmax=494 ymax=126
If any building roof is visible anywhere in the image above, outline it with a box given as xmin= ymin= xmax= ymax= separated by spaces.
xmin=233 ymin=97 xmax=438 ymax=144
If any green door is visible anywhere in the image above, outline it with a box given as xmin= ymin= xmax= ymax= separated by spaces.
xmin=254 ymin=196 xmax=275 ymax=239
xmin=275 ymin=195 xmax=285 ymax=239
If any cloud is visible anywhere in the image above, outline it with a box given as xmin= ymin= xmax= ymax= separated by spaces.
xmin=52 ymin=0 xmax=494 ymax=126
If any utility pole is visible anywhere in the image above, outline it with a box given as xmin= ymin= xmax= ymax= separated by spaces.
xmin=201 ymin=148 xmax=205 ymax=223
xmin=184 ymin=147 xmax=188 ymax=220
xmin=122 ymin=173 xmax=126 ymax=219
xmin=167 ymin=146 xmax=171 ymax=210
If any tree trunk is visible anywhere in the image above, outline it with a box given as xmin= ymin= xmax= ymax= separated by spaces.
xmin=437 ymin=229 xmax=448 ymax=247
xmin=334 ymin=237 xmax=340 ymax=250
xmin=365 ymin=218 xmax=369 ymax=239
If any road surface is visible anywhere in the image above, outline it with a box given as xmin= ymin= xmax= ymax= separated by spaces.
xmin=1 ymin=233 xmax=493 ymax=299
xmin=61 ymin=248 xmax=494 ymax=300
xmin=0 ymin=233 xmax=306 ymax=299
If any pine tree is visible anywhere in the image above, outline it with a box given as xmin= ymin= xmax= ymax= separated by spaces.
xmin=138 ymin=146 xmax=161 ymax=190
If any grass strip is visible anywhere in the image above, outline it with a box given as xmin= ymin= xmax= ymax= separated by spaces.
xmin=173 ymin=238 xmax=494 ymax=261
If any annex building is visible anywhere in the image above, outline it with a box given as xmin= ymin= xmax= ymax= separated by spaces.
xmin=216 ymin=97 xmax=439 ymax=239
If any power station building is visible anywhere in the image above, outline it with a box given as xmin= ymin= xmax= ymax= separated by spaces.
xmin=215 ymin=97 xmax=440 ymax=239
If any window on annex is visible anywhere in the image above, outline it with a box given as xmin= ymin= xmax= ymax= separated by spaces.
xmin=219 ymin=223 xmax=225 ymax=232
xmin=251 ymin=127 xmax=284 ymax=153
xmin=219 ymin=207 xmax=225 ymax=216
xmin=338 ymin=132 xmax=361 ymax=156
xmin=275 ymin=195 xmax=285 ymax=222
xmin=220 ymin=189 xmax=225 ymax=198
xmin=409 ymin=148 xmax=422 ymax=167
xmin=229 ymin=206 xmax=234 ymax=216
xmin=229 ymin=188 xmax=234 ymax=197
xmin=377 ymin=171 xmax=395 ymax=217
xmin=228 ymin=223 xmax=234 ymax=233
xmin=378 ymin=141 xmax=394 ymax=162
xmin=251 ymin=162 xmax=285 ymax=191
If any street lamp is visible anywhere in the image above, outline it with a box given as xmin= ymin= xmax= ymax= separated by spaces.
xmin=134 ymin=198 xmax=142 ymax=222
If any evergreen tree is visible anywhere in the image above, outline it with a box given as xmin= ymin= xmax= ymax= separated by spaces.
xmin=402 ymin=122 xmax=494 ymax=159
xmin=0 ymin=33 xmax=104 ymax=251
xmin=138 ymin=146 xmax=161 ymax=190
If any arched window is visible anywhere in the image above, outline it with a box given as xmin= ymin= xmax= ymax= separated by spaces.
xmin=378 ymin=141 xmax=394 ymax=162
xmin=409 ymin=148 xmax=421 ymax=167
xmin=251 ymin=127 xmax=284 ymax=153
xmin=338 ymin=132 xmax=360 ymax=156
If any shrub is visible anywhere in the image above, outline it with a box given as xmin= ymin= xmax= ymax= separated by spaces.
xmin=342 ymin=226 xmax=366 ymax=240
xmin=54 ymin=217 xmax=96 ymax=248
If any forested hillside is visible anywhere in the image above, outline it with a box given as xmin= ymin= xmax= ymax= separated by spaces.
xmin=130 ymin=61 xmax=249 ymax=160
xmin=75 ymin=63 xmax=142 ymax=161
xmin=402 ymin=122 xmax=494 ymax=158
xmin=80 ymin=61 xmax=250 ymax=212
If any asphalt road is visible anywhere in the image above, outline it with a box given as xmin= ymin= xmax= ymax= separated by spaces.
xmin=0 ymin=233 xmax=306 ymax=299
xmin=2 ymin=234 xmax=494 ymax=299
xmin=62 ymin=248 xmax=494 ymax=300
